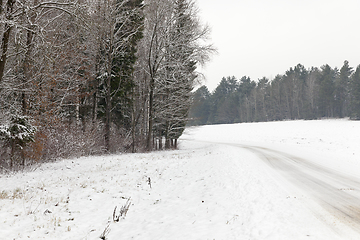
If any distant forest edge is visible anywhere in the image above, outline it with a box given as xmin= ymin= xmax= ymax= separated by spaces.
xmin=188 ymin=61 xmax=360 ymax=125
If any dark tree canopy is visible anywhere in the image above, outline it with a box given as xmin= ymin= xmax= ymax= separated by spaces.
xmin=189 ymin=61 xmax=360 ymax=126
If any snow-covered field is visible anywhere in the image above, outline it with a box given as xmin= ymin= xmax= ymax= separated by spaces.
xmin=1 ymin=119 xmax=360 ymax=239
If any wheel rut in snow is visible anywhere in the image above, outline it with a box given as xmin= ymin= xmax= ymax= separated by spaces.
xmin=242 ymin=145 xmax=360 ymax=232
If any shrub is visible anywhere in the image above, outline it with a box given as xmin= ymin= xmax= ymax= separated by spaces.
xmin=0 ymin=115 xmax=36 ymax=169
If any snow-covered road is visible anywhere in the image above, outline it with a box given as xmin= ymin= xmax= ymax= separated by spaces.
xmin=182 ymin=119 xmax=360 ymax=239
xmin=180 ymin=139 xmax=360 ymax=238
xmin=244 ymin=144 xmax=360 ymax=232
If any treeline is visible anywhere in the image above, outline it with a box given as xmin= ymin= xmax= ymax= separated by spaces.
xmin=0 ymin=0 xmax=213 ymax=170
xmin=189 ymin=61 xmax=360 ymax=125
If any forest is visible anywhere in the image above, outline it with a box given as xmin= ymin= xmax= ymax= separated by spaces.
xmin=0 ymin=0 xmax=214 ymax=170
xmin=189 ymin=61 xmax=360 ymax=125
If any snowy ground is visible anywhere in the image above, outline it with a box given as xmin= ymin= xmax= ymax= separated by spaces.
xmin=1 ymin=119 xmax=360 ymax=239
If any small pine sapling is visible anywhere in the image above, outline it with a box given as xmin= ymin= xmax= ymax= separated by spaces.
xmin=0 ymin=115 xmax=36 ymax=169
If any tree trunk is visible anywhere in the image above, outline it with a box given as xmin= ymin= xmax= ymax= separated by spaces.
xmin=104 ymin=8 xmax=114 ymax=153
xmin=75 ymin=95 xmax=80 ymax=125
xmin=105 ymin=75 xmax=111 ymax=152
xmin=158 ymin=136 xmax=162 ymax=150
xmin=21 ymin=148 xmax=25 ymax=169
xmin=146 ymin=78 xmax=154 ymax=151
xmin=92 ymin=90 xmax=97 ymax=122
xmin=10 ymin=139 xmax=14 ymax=170
xmin=131 ymin=97 xmax=136 ymax=153
xmin=22 ymin=0 xmax=38 ymax=114
xmin=0 ymin=0 xmax=3 ymax=14
xmin=0 ymin=0 xmax=15 ymax=84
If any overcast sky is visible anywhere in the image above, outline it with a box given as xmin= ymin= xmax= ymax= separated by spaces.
xmin=196 ymin=0 xmax=360 ymax=91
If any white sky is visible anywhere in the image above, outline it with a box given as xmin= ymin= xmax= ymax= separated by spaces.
xmin=196 ymin=0 xmax=360 ymax=91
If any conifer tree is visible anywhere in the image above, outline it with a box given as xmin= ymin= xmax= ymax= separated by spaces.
xmin=318 ymin=65 xmax=337 ymax=117
xmin=96 ymin=0 xmax=144 ymax=152
xmin=188 ymin=86 xmax=210 ymax=125
xmin=335 ymin=60 xmax=353 ymax=117
xmin=110 ymin=0 xmax=144 ymax=130
xmin=350 ymin=65 xmax=360 ymax=119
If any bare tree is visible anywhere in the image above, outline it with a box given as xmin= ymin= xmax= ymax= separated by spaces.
xmin=141 ymin=0 xmax=172 ymax=150
xmin=142 ymin=0 xmax=214 ymax=150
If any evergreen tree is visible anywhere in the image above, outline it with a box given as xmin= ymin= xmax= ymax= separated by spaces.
xmin=188 ymin=86 xmax=210 ymax=125
xmin=350 ymin=65 xmax=360 ymax=119
xmin=0 ymin=115 xmax=36 ymax=169
xmin=318 ymin=65 xmax=337 ymax=117
xmin=280 ymin=64 xmax=308 ymax=120
xmin=111 ymin=0 xmax=144 ymax=130
xmin=208 ymin=76 xmax=238 ymax=124
xmin=335 ymin=60 xmax=352 ymax=117
xmin=237 ymin=76 xmax=256 ymax=122
xmin=96 ymin=0 xmax=144 ymax=152
xmin=305 ymin=67 xmax=321 ymax=119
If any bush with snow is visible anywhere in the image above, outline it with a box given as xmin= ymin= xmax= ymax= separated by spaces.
xmin=0 ymin=115 xmax=36 ymax=169
xmin=0 ymin=115 xmax=36 ymax=144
